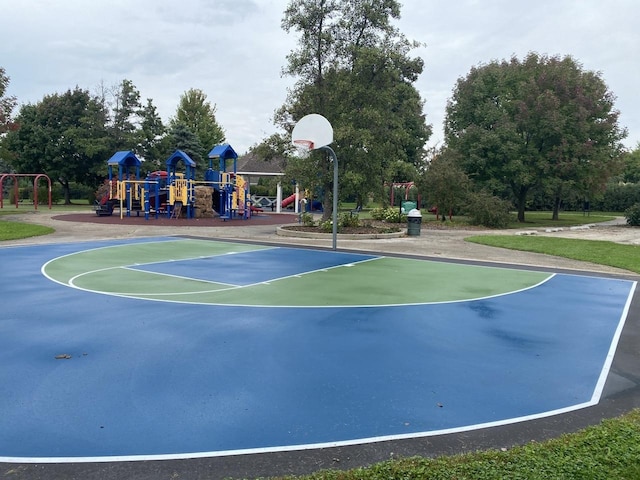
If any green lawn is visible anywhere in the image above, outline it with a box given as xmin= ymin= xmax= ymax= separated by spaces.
xmin=0 ymin=220 xmax=54 ymax=241
xmin=467 ymin=235 xmax=640 ymax=274
xmin=281 ymin=410 xmax=640 ymax=480
xmin=505 ymin=211 xmax=616 ymax=229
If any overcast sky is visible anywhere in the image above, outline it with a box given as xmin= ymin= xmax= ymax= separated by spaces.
xmin=2 ymin=0 xmax=638 ymax=155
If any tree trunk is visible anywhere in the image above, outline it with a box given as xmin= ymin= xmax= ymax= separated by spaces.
xmin=321 ymin=181 xmax=333 ymax=222
xmin=552 ymin=195 xmax=561 ymax=220
xmin=515 ymin=186 xmax=528 ymax=222
xmin=59 ymin=178 xmax=71 ymax=205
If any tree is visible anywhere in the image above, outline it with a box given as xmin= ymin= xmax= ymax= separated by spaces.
xmin=620 ymin=144 xmax=640 ymax=184
xmin=445 ymin=53 xmax=627 ymax=222
xmin=139 ymin=98 xmax=167 ymax=168
xmin=172 ymin=88 xmax=225 ymax=164
xmin=168 ymin=121 xmax=204 ymax=168
xmin=110 ymin=79 xmax=142 ymax=151
xmin=4 ymin=88 xmax=111 ymax=203
xmin=0 ymin=67 xmax=17 ymax=134
xmin=278 ymin=0 xmax=430 ymax=218
xmin=417 ymin=148 xmax=470 ymax=220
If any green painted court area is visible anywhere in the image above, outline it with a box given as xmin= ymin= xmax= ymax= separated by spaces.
xmin=43 ymin=238 xmax=551 ymax=307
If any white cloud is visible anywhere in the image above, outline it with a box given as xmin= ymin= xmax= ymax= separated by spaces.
xmin=1 ymin=0 xmax=638 ymax=154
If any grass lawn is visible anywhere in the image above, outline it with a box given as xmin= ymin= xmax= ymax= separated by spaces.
xmin=505 ymin=211 xmax=616 ymax=228
xmin=283 ymin=410 xmax=640 ymax=480
xmin=0 ymin=220 xmax=54 ymax=241
xmin=467 ymin=235 xmax=640 ymax=274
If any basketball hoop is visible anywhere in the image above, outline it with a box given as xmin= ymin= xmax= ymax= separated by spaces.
xmin=293 ymin=139 xmax=315 ymax=150
xmin=292 ymin=139 xmax=314 ymax=158
xmin=291 ymin=113 xmax=339 ymax=250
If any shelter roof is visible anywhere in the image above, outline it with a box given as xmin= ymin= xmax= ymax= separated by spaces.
xmin=236 ymin=152 xmax=285 ymax=175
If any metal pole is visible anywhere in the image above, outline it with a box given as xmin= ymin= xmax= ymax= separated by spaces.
xmin=320 ymin=146 xmax=338 ymax=251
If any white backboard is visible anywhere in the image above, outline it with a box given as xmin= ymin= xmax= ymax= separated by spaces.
xmin=291 ymin=114 xmax=333 ymax=150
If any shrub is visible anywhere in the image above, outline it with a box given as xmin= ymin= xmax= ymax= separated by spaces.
xmin=465 ymin=192 xmax=514 ymax=228
xmin=319 ymin=219 xmax=333 ymax=233
xmin=299 ymin=212 xmax=315 ymax=227
xmin=370 ymin=207 xmax=386 ymax=221
xmin=339 ymin=212 xmax=360 ymax=228
xmin=371 ymin=207 xmax=407 ymax=223
xmin=625 ymin=203 xmax=640 ymax=226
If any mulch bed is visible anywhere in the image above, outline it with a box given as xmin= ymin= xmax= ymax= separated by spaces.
xmin=53 ymin=212 xmax=300 ymax=228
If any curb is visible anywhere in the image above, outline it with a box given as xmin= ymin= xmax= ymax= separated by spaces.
xmin=276 ymin=224 xmax=407 ymax=240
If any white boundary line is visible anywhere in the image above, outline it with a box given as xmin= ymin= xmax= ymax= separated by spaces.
xmin=591 ymin=280 xmax=637 ymax=402
xmin=0 ymin=398 xmax=609 ymax=464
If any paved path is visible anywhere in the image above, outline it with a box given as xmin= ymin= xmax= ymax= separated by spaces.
xmin=3 ymin=211 xmax=637 ymax=275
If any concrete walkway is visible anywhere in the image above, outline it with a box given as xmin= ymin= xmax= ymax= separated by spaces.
xmin=3 ymin=210 xmax=637 ymax=275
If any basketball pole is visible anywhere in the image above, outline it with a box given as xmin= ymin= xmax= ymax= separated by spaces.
xmin=319 ymin=145 xmax=338 ymax=251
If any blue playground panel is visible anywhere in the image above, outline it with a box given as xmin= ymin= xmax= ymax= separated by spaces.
xmin=0 ymin=238 xmax=635 ymax=461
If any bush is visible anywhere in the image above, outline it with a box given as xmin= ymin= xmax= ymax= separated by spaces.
xmin=371 ymin=207 xmax=406 ymax=223
xmin=339 ymin=212 xmax=360 ymax=228
xmin=597 ymin=183 xmax=640 ymax=211
xmin=15 ymin=184 xmax=63 ymax=204
xmin=299 ymin=212 xmax=315 ymax=227
xmin=319 ymin=219 xmax=333 ymax=233
xmin=465 ymin=192 xmax=514 ymax=228
xmin=625 ymin=203 xmax=640 ymax=226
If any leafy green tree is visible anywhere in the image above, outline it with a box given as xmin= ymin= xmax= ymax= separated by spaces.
xmin=172 ymin=88 xmax=225 ymax=162
xmin=278 ymin=0 xmax=430 ymax=218
xmin=621 ymin=145 xmax=640 ymax=184
xmin=445 ymin=53 xmax=626 ymax=222
xmin=418 ymin=149 xmax=471 ymax=220
xmin=0 ymin=67 xmax=17 ymax=134
xmin=3 ymin=87 xmax=111 ymax=203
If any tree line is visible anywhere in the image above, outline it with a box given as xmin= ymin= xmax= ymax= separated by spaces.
xmin=0 ymin=73 xmax=224 ymax=203
xmin=2 ymin=0 xmax=637 ymax=222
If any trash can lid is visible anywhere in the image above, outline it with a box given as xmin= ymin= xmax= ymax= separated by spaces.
xmin=407 ymin=209 xmax=422 ymax=217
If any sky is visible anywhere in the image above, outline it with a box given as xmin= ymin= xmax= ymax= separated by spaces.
xmin=2 ymin=0 xmax=638 ymax=155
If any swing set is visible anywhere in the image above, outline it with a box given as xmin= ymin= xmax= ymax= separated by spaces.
xmin=0 ymin=173 xmax=53 ymax=209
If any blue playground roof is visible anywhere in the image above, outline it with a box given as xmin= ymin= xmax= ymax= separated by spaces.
xmin=208 ymin=144 xmax=238 ymax=160
xmin=107 ymin=151 xmax=142 ymax=167
xmin=165 ymin=150 xmax=196 ymax=168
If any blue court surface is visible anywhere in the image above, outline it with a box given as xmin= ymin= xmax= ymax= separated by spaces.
xmin=0 ymin=237 xmax=636 ymax=463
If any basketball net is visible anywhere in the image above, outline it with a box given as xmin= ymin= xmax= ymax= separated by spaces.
xmin=293 ymin=139 xmax=315 ymax=158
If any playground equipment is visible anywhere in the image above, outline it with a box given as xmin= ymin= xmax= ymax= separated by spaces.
xmin=205 ymin=144 xmax=250 ymax=220
xmin=96 ymin=145 xmax=251 ymax=221
xmin=389 ymin=181 xmax=421 ymax=213
xmin=0 ymin=173 xmax=52 ymax=210
xmin=280 ymin=189 xmax=323 ymax=212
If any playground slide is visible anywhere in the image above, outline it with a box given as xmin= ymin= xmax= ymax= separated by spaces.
xmin=281 ymin=194 xmax=297 ymax=208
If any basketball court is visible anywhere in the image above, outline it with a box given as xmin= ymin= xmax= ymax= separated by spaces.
xmin=0 ymin=236 xmax=636 ymax=470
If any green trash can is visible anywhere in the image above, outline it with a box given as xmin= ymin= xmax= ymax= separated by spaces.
xmin=401 ymin=201 xmax=417 ymax=213
xmin=407 ymin=209 xmax=422 ymax=236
